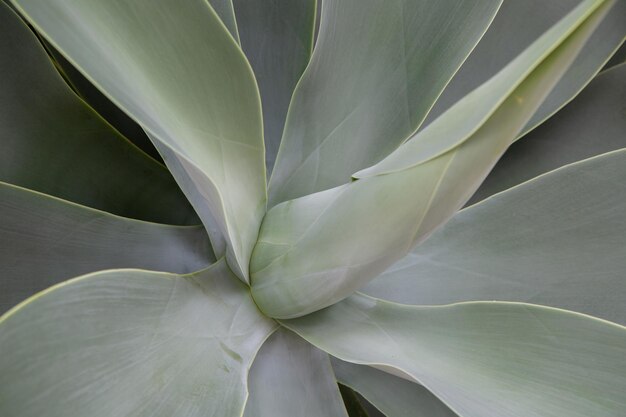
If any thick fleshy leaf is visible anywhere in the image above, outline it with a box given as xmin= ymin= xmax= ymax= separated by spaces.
xmin=233 ymin=0 xmax=317 ymax=174
xmin=426 ymin=0 xmax=625 ymax=136
xmin=604 ymin=42 xmax=626 ymax=69
xmin=267 ymin=0 xmax=502 ymax=205
xmin=468 ymin=62 xmax=626 ymax=204
xmin=0 ymin=182 xmax=213 ymax=314
xmin=364 ymin=149 xmax=626 ymax=325
xmin=333 ymin=359 xmax=457 ymax=417
xmin=208 ymin=0 xmax=240 ymax=42
xmin=283 ymin=296 xmax=626 ymax=417
xmin=250 ymin=0 xmax=611 ymax=319
xmin=42 ymin=42 xmax=162 ymax=161
xmin=12 ymin=0 xmax=267 ymax=281
xmin=339 ymin=385 xmax=373 ymax=417
xmin=0 ymin=260 xmax=277 ymax=417
xmin=243 ymin=328 xmax=348 ymax=417
xmin=0 ymin=2 xmax=197 ymax=225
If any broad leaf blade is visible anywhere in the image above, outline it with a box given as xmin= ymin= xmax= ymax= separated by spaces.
xmin=244 ymin=328 xmax=348 ymax=417
xmin=0 ymin=2 xmax=197 ymax=225
xmin=268 ymin=0 xmax=502 ymax=205
xmin=283 ymin=296 xmax=626 ymax=417
xmin=468 ymin=62 xmax=626 ymax=204
xmin=364 ymin=149 xmax=626 ymax=325
xmin=250 ymin=0 xmax=611 ymax=319
xmin=333 ymin=359 xmax=457 ymax=417
xmin=233 ymin=0 xmax=317 ymax=175
xmin=0 ymin=182 xmax=213 ymax=313
xmin=0 ymin=260 xmax=276 ymax=417
xmin=41 ymin=40 xmax=162 ymax=161
xmin=11 ymin=0 xmax=267 ymax=281
xmin=425 ymin=0 xmax=625 ymax=137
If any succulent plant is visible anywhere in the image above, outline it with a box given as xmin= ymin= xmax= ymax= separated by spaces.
xmin=1 ymin=0 xmax=625 ymax=416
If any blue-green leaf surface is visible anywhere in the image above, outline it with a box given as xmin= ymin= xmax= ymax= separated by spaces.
xmin=208 ymin=0 xmax=240 ymax=42
xmin=426 ymin=0 xmax=625 ymax=137
xmin=284 ymin=296 xmax=626 ymax=417
xmin=469 ymin=62 xmax=626 ymax=204
xmin=268 ymin=0 xmax=502 ymax=205
xmin=11 ymin=0 xmax=267 ymax=281
xmin=364 ymin=149 xmax=626 ymax=325
xmin=333 ymin=359 xmax=457 ymax=417
xmin=233 ymin=0 xmax=317 ymax=174
xmin=250 ymin=0 xmax=611 ymax=319
xmin=0 ymin=260 xmax=276 ymax=417
xmin=244 ymin=328 xmax=348 ymax=417
xmin=0 ymin=2 xmax=197 ymax=225
xmin=0 ymin=182 xmax=213 ymax=314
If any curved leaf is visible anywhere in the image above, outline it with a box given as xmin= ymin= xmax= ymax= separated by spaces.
xmin=250 ymin=0 xmax=610 ymax=319
xmin=233 ymin=0 xmax=317 ymax=174
xmin=0 ymin=182 xmax=213 ymax=313
xmin=364 ymin=149 xmax=626 ymax=325
xmin=284 ymin=296 xmax=626 ymax=417
xmin=333 ymin=359 xmax=457 ymax=417
xmin=208 ymin=0 xmax=240 ymax=42
xmin=468 ymin=62 xmax=626 ymax=204
xmin=338 ymin=385 xmax=373 ymax=417
xmin=0 ymin=260 xmax=276 ymax=417
xmin=603 ymin=42 xmax=626 ymax=69
xmin=425 ymin=0 xmax=625 ymax=137
xmin=267 ymin=0 xmax=502 ymax=205
xmin=244 ymin=328 xmax=348 ymax=417
xmin=0 ymin=2 xmax=197 ymax=225
xmin=11 ymin=0 xmax=267 ymax=281
xmin=42 ymin=41 xmax=162 ymax=161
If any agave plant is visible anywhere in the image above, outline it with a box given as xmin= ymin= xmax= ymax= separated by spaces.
xmin=1 ymin=0 xmax=625 ymax=416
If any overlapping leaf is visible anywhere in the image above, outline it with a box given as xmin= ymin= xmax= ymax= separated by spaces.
xmin=426 ymin=0 xmax=625 ymax=136
xmin=0 ymin=182 xmax=213 ymax=313
xmin=0 ymin=2 xmax=196 ymax=225
xmin=284 ymin=296 xmax=626 ymax=417
xmin=0 ymin=260 xmax=276 ymax=417
xmin=268 ymin=0 xmax=502 ymax=205
xmin=364 ymin=149 xmax=626 ymax=325
xmin=208 ymin=0 xmax=240 ymax=42
xmin=233 ymin=0 xmax=317 ymax=174
xmin=244 ymin=329 xmax=348 ymax=417
xmin=469 ymin=62 xmax=626 ymax=204
xmin=11 ymin=0 xmax=267 ymax=281
xmin=333 ymin=359 xmax=457 ymax=417
xmin=250 ymin=0 xmax=611 ymax=319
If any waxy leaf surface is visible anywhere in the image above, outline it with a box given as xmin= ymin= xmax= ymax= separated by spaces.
xmin=11 ymin=0 xmax=267 ymax=281
xmin=0 ymin=260 xmax=276 ymax=417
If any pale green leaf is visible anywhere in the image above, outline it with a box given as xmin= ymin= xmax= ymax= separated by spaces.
xmin=355 ymin=0 xmax=612 ymax=177
xmin=208 ymin=0 xmax=240 ymax=42
xmin=0 ymin=181 xmax=213 ymax=314
xmin=42 ymin=41 xmax=162 ymax=161
xmin=244 ymin=328 xmax=348 ymax=417
xmin=333 ymin=359 xmax=457 ymax=417
xmin=0 ymin=259 xmax=277 ymax=417
xmin=0 ymin=2 xmax=197 ymax=225
xmin=338 ymin=385 xmax=374 ymax=417
xmin=604 ymin=42 xmax=626 ymax=69
xmin=250 ymin=0 xmax=610 ymax=319
xmin=364 ymin=149 xmax=626 ymax=325
xmin=233 ymin=0 xmax=317 ymax=174
xmin=268 ymin=0 xmax=502 ymax=205
xmin=469 ymin=62 xmax=626 ymax=204
xmin=11 ymin=0 xmax=267 ymax=281
xmin=283 ymin=296 xmax=626 ymax=417
xmin=426 ymin=0 xmax=625 ymax=137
